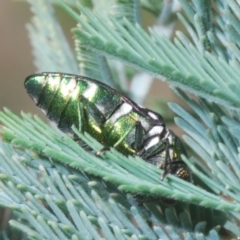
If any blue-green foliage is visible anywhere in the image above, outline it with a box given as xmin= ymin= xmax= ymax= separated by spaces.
xmin=0 ymin=0 xmax=240 ymax=239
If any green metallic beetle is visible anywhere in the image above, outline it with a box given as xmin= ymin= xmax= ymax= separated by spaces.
xmin=25 ymin=72 xmax=191 ymax=181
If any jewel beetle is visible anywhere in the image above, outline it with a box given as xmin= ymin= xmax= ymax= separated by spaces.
xmin=25 ymin=72 xmax=191 ymax=181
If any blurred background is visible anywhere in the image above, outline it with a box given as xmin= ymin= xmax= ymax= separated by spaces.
xmin=0 ymin=1 xmax=75 ymax=118
xmin=0 ymin=1 xmax=35 ymax=114
xmin=0 ymin=1 xmax=182 ymax=131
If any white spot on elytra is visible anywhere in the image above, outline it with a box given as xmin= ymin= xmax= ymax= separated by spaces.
xmin=61 ymin=78 xmax=76 ymax=97
xmin=165 ymin=129 xmax=172 ymax=143
xmin=48 ymin=76 xmax=61 ymax=90
xmin=148 ymin=111 xmax=158 ymax=120
xmin=144 ymin=137 xmax=159 ymax=150
xmin=110 ymin=102 xmax=132 ymax=123
xmin=146 ymin=126 xmax=164 ymax=137
xmin=83 ymin=83 xmax=97 ymax=100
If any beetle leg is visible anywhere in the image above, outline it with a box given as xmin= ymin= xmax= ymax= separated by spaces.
xmin=73 ymin=108 xmax=93 ymax=151
xmin=113 ymin=121 xmax=140 ymax=149
xmin=140 ymin=138 xmax=172 ymax=179
xmin=133 ymin=121 xmax=144 ymax=151
xmin=160 ymin=139 xmax=171 ymax=180
xmin=73 ymin=98 xmax=101 ymax=147
xmin=72 ymin=98 xmax=87 ymax=142
xmin=97 ymin=120 xmax=140 ymax=156
xmin=77 ymin=98 xmax=84 ymax=133
xmin=141 ymin=139 xmax=166 ymax=159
